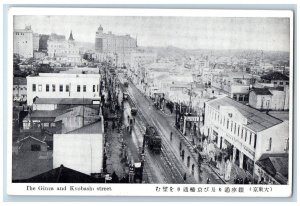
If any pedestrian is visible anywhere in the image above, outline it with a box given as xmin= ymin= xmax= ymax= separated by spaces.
xmin=170 ymin=131 xmax=173 ymax=141
xmin=183 ymin=173 xmax=187 ymax=182
xmin=206 ymin=177 xmax=210 ymax=184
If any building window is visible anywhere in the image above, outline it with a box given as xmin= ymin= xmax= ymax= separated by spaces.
xmin=93 ymin=85 xmax=96 ymax=92
xmin=239 ymin=95 xmax=244 ymax=101
xmin=52 ymin=84 xmax=55 ymax=92
xmin=32 ymin=84 xmax=36 ymax=92
xmin=286 ymin=82 xmax=289 ymax=85
xmin=254 ymin=134 xmax=257 ymax=149
xmin=279 ymin=82 xmax=283 ymax=85
xmin=77 ymin=85 xmax=81 ymax=92
xmin=231 ymin=121 xmax=233 ymax=132
xmin=38 ymin=84 xmax=42 ymax=92
xmin=244 ymin=95 xmax=249 ymax=102
xmin=284 ymin=138 xmax=289 ymax=151
xmin=249 ymin=133 xmax=252 ymax=145
xmin=97 ymin=85 xmax=99 ymax=92
xmin=274 ymin=82 xmax=277 ymax=84
xmin=59 ymin=85 xmax=63 ymax=92
xmin=83 ymin=85 xmax=86 ymax=92
xmin=31 ymin=144 xmax=41 ymax=151
xmin=237 ymin=125 xmax=240 ymax=136
xmin=267 ymin=137 xmax=272 ymax=151
xmin=66 ymin=85 xmax=70 ymax=92
xmin=227 ymin=119 xmax=229 ymax=129
xmin=46 ymin=84 xmax=49 ymax=92
xmin=234 ymin=123 xmax=237 ymax=134
xmin=245 ymin=130 xmax=248 ymax=142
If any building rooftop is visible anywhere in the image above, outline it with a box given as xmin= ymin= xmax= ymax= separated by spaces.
xmin=256 ymin=153 xmax=288 ymax=184
xmin=34 ymin=98 xmax=100 ymax=105
xmin=30 ymin=109 xmax=67 ymax=118
xmin=251 ymin=87 xmax=272 ymax=95
xmin=27 ymin=73 xmax=101 ymax=78
xmin=261 ymin=72 xmax=289 ymax=81
xmin=207 ymin=96 xmax=282 ymax=132
xmin=67 ymin=120 xmax=103 ymax=134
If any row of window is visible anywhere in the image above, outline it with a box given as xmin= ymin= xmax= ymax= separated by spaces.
xmin=232 ymin=94 xmax=249 ymax=102
xmin=273 ymin=81 xmax=289 ymax=85
xmin=13 ymin=87 xmax=27 ymax=90
xmin=15 ymin=32 xmax=25 ymax=36
xmin=266 ymin=137 xmax=289 ymax=152
xmin=32 ymin=84 xmax=99 ymax=93
xmin=207 ymin=106 xmax=257 ymax=149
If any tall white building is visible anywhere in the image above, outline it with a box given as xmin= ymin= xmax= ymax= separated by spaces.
xmin=13 ymin=25 xmax=33 ymax=58
xmin=95 ymin=25 xmax=137 ymax=66
xmin=26 ymin=73 xmax=101 ymax=105
xmin=204 ymin=96 xmax=289 ymax=180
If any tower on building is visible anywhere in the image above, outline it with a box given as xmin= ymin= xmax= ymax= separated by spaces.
xmin=68 ymin=30 xmax=74 ymax=41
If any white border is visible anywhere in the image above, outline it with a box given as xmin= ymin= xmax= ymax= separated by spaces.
xmin=6 ymin=7 xmax=294 ymax=197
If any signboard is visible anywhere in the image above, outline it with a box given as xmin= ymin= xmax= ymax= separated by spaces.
xmin=185 ymin=116 xmax=200 ymax=122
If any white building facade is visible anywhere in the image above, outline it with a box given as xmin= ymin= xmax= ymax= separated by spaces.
xmin=26 ymin=73 xmax=101 ymax=105
xmin=204 ymin=96 xmax=289 ymax=180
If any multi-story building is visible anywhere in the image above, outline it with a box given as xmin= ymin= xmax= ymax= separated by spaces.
xmin=204 ymin=96 xmax=289 ymax=181
xmin=211 ymin=72 xmax=256 ymax=103
xmin=95 ymin=25 xmax=137 ymax=66
xmin=33 ymin=33 xmax=40 ymax=52
xmin=13 ymin=25 xmax=33 ymax=58
xmin=26 ymin=73 xmax=101 ymax=105
xmin=249 ymin=86 xmax=289 ymax=111
xmin=47 ymin=31 xmax=81 ymax=66
xmin=260 ymin=72 xmax=289 ymax=86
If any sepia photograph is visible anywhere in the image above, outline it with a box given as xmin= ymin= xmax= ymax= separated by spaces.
xmin=5 ymin=7 xmax=294 ymax=197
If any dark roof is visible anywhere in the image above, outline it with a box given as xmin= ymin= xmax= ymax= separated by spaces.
xmin=13 ymin=77 xmax=27 ymax=85
xmin=30 ymin=109 xmax=67 ymax=118
xmin=13 ymin=165 xmax=103 ymax=183
xmin=207 ymin=96 xmax=282 ymax=132
xmin=67 ymin=120 xmax=103 ymax=134
xmin=34 ymin=98 xmax=100 ymax=105
xmin=256 ymin=153 xmax=288 ymax=184
xmin=251 ymin=87 xmax=272 ymax=95
xmin=261 ymin=72 xmax=289 ymax=81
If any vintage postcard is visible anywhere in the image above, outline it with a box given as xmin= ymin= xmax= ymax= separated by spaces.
xmin=6 ymin=7 xmax=294 ymax=197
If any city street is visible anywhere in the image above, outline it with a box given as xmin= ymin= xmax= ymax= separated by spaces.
xmin=117 ymin=73 xmax=224 ymax=184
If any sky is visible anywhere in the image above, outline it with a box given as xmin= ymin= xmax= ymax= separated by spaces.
xmin=14 ymin=15 xmax=291 ymax=51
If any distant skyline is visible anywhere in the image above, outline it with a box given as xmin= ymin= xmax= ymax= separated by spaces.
xmin=14 ymin=16 xmax=291 ymax=52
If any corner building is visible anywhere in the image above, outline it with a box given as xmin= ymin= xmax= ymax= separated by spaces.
xmin=204 ymin=96 xmax=289 ymax=180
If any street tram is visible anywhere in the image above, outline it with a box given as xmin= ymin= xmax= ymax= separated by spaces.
xmin=144 ymin=126 xmax=162 ymax=153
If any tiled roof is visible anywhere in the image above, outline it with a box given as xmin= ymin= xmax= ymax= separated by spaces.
xmin=256 ymin=153 xmax=288 ymax=184
xmin=30 ymin=109 xmax=67 ymax=118
xmin=251 ymin=87 xmax=272 ymax=95
xmin=207 ymin=96 xmax=282 ymax=132
xmin=34 ymin=98 xmax=100 ymax=105
xmin=67 ymin=120 xmax=103 ymax=134
xmin=261 ymin=72 xmax=289 ymax=81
